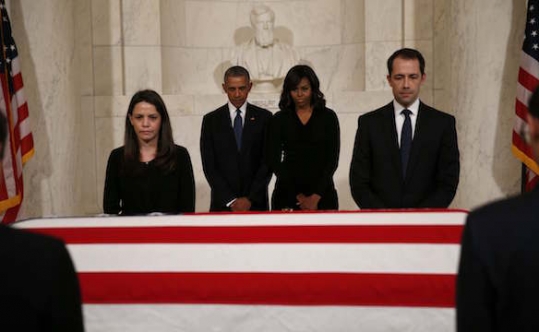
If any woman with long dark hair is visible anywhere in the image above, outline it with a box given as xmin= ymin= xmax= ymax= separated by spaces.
xmin=267 ymin=65 xmax=340 ymax=210
xmin=103 ymin=89 xmax=195 ymax=215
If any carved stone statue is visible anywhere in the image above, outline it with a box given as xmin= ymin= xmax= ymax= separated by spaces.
xmin=233 ymin=5 xmax=299 ymax=92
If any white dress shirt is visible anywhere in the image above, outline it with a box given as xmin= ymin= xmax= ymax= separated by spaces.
xmin=228 ymin=102 xmax=247 ymax=128
xmin=393 ymin=98 xmax=420 ymax=147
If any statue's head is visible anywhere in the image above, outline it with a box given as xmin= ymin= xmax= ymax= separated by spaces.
xmin=250 ymin=5 xmax=275 ymax=47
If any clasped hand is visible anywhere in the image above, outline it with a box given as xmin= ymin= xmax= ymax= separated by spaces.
xmin=296 ymin=193 xmax=321 ymax=211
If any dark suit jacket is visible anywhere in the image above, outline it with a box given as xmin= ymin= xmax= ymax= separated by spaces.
xmin=0 ymin=225 xmax=84 ymax=331
xmin=349 ymin=101 xmax=459 ymax=208
xmin=201 ymin=103 xmax=272 ymax=211
xmin=457 ymin=188 xmax=539 ymax=332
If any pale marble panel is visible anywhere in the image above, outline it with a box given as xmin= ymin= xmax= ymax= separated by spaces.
xmin=404 ymin=0 xmax=433 ymax=41
xmin=247 ymin=93 xmax=280 ymax=113
xmin=80 ymin=97 xmax=100 ymax=215
xmin=335 ymin=112 xmax=363 ymax=211
xmin=433 ymin=0 xmax=450 ymax=90
xmin=12 ymin=0 xmax=84 ymax=218
xmin=365 ymin=41 xmax=402 ymax=91
xmin=92 ymin=0 xmax=121 ymax=46
xmin=365 ymin=0 xmax=402 ymax=42
xmin=195 ymin=94 xmax=229 ymax=116
xmin=163 ymin=95 xmax=196 ymax=116
xmin=170 ymin=116 xmax=207 ymax=212
xmin=122 ymin=0 xmax=160 ymax=46
xmin=433 ymin=89 xmax=452 ymax=117
xmin=162 ymin=47 xmax=226 ymax=95
xmin=269 ymin=0 xmax=341 ymax=47
xmin=299 ymin=44 xmax=365 ymax=93
xmin=93 ymin=46 xmax=124 ymax=96
xmin=94 ymin=95 xmax=195 ymax=118
xmin=185 ymin=1 xmax=237 ymax=47
xmin=160 ymin=0 xmax=186 ymax=47
xmin=94 ymin=95 xmax=131 ymax=117
xmin=343 ymin=0 xmax=365 ymax=44
xmin=76 ymin=0 xmax=94 ymax=96
xmin=419 ymin=89 xmax=434 ymax=107
xmin=124 ymin=46 xmax=162 ymax=95
xmin=448 ymin=0 xmax=522 ymax=210
xmin=330 ymin=90 xmax=394 ymax=116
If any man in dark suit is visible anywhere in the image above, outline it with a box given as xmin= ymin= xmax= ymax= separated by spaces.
xmin=349 ymin=48 xmax=460 ymax=208
xmin=201 ymin=66 xmax=272 ymax=211
xmin=456 ymin=86 xmax=539 ymax=331
xmin=0 ymin=111 xmax=84 ymax=331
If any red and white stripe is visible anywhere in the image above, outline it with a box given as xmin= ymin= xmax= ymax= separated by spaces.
xmin=17 ymin=210 xmax=467 ymax=332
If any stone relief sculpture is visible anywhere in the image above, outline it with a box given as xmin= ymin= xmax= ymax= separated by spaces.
xmin=233 ymin=5 xmax=299 ymax=92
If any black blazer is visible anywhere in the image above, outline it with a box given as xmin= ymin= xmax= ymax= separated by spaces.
xmin=457 ymin=188 xmax=539 ymax=332
xmin=0 ymin=225 xmax=84 ymax=332
xmin=201 ymin=103 xmax=272 ymax=211
xmin=349 ymin=101 xmax=459 ymax=208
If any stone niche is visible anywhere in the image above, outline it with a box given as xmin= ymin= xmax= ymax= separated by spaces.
xmin=91 ymin=0 xmax=445 ymax=213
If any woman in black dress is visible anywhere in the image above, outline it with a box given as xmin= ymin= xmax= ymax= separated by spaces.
xmin=267 ymin=65 xmax=340 ymax=211
xmin=103 ymin=89 xmax=195 ymax=215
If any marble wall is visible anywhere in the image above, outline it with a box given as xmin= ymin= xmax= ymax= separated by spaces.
xmin=9 ymin=0 xmax=524 ymax=218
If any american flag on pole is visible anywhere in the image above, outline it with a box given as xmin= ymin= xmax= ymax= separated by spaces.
xmin=514 ymin=0 xmax=539 ymax=191
xmin=18 ymin=211 xmax=466 ymax=332
xmin=0 ymin=0 xmax=34 ymax=223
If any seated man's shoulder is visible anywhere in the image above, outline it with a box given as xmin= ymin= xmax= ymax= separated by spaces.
xmin=1 ymin=225 xmax=63 ymax=247
xmin=0 ymin=226 xmax=66 ymax=263
xmin=469 ymin=190 xmax=539 ymax=227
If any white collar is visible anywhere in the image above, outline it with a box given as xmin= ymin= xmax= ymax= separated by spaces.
xmin=393 ymin=98 xmax=420 ymax=117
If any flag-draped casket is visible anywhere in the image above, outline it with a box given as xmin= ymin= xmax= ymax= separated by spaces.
xmin=17 ymin=210 xmax=466 ymax=332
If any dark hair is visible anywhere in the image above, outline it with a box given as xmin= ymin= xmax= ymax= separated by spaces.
xmin=0 ymin=112 xmax=7 ymax=159
xmin=279 ymin=65 xmax=326 ymax=111
xmin=124 ymin=89 xmax=176 ymax=172
xmin=224 ymin=66 xmax=250 ymax=83
xmin=529 ymin=86 xmax=539 ymax=119
xmin=387 ymin=48 xmax=425 ymax=76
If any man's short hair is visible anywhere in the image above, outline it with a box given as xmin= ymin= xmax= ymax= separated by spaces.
xmin=387 ymin=48 xmax=426 ymax=76
xmin=529 ymin=86 xmax=539 ymax=119
xmin=250 ymin=5 xmax=275 ymax=27
xmin=224 ymin=66 xmax=251 ymax=83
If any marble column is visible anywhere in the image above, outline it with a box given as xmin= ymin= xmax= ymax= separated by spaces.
xmin=448 ymin=0 xmax=525 ymax=209
xmin=11 ymin=0 xmax=85 ymax=218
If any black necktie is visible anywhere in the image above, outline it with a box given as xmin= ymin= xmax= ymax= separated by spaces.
xmin=234 ymin=109 xmax=242 ymax=150
xmin=400 ymin=109 xmax=412 ymax=177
